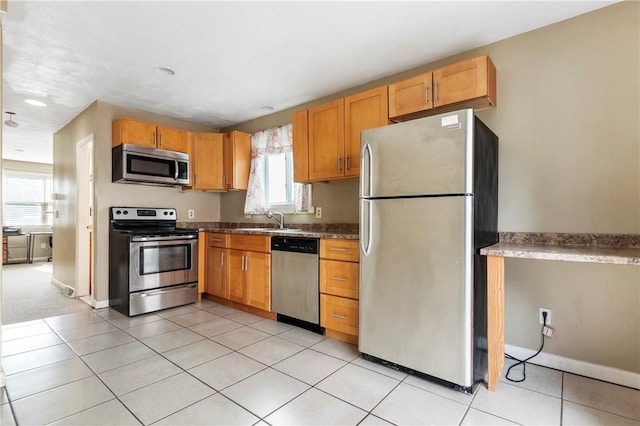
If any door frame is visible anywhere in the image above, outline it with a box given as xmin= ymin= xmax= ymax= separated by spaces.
xmin=75 ymin=135 xmax=94 ymax=301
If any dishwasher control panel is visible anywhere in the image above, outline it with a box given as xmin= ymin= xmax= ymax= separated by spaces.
xmin=271 ymin=237 xmax=319 ymax=254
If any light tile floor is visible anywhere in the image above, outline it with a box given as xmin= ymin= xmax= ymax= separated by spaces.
xmin=1 ymin=299 xmax=638 ymax=425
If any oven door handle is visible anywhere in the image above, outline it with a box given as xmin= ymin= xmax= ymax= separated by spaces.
xmin=137 ymin=283 xmax=197 ymax=297
xmin=131 ymin=234 xmax=198 ymax=242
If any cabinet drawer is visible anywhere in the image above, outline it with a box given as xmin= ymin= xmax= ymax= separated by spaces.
xmin=207 ymin=232 xmax=228 ymax=248
xmin=320 ymin=259 xmax=359 ymax=299
xmin=320 ymin=239 xmax=359 ymax=262
xmin=321 ymin=294 xmax=358 ymax=336
xmin=229 ymin=234 xmax=270 ymax=253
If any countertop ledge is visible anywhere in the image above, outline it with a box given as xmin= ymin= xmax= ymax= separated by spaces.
xmin=480 ymin=233 xmax=640 ymax=265
xmin=178 ymin=222 xmax=359 ymax=240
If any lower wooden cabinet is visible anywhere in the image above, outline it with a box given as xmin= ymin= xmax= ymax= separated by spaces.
xmin=226 ymin=235 xmax=271 ymax=311
xmin=320 ymin=294 xmax=358 ymax=336
xmin=227 ymin=249 xmax=271 ymax=311
xmin=319 ymin=239 xmax=360 ymax=343
xmin=206 ymin=246 xmax=227 ymax=298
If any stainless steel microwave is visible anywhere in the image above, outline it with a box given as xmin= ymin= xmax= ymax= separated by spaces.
xmin=112 ymin=144 xmax=190 ymax=186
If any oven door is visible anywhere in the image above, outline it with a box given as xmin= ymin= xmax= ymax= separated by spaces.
xmin=129 ymin=235 xmax=198 ymax=292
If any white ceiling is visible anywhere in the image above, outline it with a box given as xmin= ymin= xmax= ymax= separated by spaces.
xmin=2 ymin=1 xmax=615 ymax=164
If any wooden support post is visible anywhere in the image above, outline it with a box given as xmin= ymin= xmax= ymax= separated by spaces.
xmin=487 ymin=255 xmax=505 ymax=391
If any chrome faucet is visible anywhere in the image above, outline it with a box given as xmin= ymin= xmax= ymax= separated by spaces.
xmin=267 ymin=211 xmax=285 ymax=229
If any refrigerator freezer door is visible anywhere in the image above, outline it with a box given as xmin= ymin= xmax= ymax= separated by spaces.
xmin=361 ymin=109 xmax=473 ymax=198
xmin=359 ymin=195 xmax=474 ymax=387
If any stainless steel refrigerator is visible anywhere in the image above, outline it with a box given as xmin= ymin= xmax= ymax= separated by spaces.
xmin=358 ymin=108 xmax=498 ymax=393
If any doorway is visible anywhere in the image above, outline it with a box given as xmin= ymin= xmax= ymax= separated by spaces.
xmin=75 ymin=136 xmax=94 ymax=303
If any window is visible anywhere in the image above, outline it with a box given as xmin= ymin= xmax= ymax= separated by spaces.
xmin=3 ymin=170 xmax=53 ymax=226
xmin=244 ymin=124 xmax=312 ymax=215
xmin=264 ymin=151 xmax=294 ymax=212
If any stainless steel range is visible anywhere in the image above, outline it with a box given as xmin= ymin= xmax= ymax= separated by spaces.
xmin=109 ymin=207 xmax=198 ymax=316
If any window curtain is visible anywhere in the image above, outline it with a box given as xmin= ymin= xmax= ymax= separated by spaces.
xmin=243 ymin=124 xmax=312 ymax=215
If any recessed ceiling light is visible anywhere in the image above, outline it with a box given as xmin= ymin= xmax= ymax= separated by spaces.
xmin=15 ymin=148 xmax=25 ymax=152
xmin=4 ymin=112 xmax=19 ymax=128
xmin=261 ymin=106 xmax=274 ymax=111
xmin=25 ymin=99 xmax=47 ymax=107
xmin=153 ymin=66 xmax=175 ymax=76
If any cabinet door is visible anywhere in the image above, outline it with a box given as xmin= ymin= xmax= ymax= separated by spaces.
xmin=388 ymin=72 xmax=433 ymax=119
xmin=320 ymin=294 xmax=359 ymax=336
xmin=227 ymin=249 xmax=246 ymax=303
xmin=206 ymin=247 xmax=228 ymax=298
xmin=308 ymin=99 xmax=345 ymax=181
xmin=157 ymin=125 xmax=188 ymax=153
xmin=113 ymin=118 xmax=156 ymax=148
xmin=193 ymin=133 xmax=224 ymax=190
xmin=433 ymin=55 xmax=495 ymax=108
xmin=224 ymin=131 xmax=251 ymax=190
xmin=320 ymin=259 xmax=359 ymax=299
xmin=344 ymin=86 xmax=388 ymax=178
xmin=292 ymin=109 xmax=309 ymax=183
xmin=246 ymin=251 xmax=271 ymax=311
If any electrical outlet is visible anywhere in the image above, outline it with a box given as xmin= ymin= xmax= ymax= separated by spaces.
xmin=315 ymin=207 xmax=322 ymax=219
xmin=539 ymin=308 xmax=551 ymax=325
xmin=188 ymin=209 xmax=195 ymax=219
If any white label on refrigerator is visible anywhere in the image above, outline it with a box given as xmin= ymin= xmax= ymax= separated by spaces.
xmin=441 ymin=114 xmax=459 ymax=127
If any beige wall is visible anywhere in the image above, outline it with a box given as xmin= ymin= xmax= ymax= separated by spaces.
xmin=52 ymin=102 xmax=97 ymax=291
xmin=222 ymin=3 xmax=640 ymax=373
xmin=53 ymin=101 xmax=222 ymax=303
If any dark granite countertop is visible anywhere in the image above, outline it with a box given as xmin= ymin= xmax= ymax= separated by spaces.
xmin=178 ymin=222 xmax=359 ymax=240
xmin=480 ymin=233 xmax=640 ymax=265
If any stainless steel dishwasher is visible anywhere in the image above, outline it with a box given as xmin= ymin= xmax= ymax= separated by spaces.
xmin=271 ymin=236 xmax=322 ymax=333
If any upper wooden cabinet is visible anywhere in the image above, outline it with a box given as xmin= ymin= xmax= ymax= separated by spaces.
xmin=298 ymin=86 xmax=388 ymax=182
xmin=388 ymin=73 xmax=433 ymax=118
xmin=389 ymin=55 xmax=496 ymax=120
xmin=112 ymin=118 xmax=189 ymax=153
xmin=292 ymin=110 xmax=309 ymax=182
xmin=433 ymin=55 xmax=496 ymax=109
xmin=191 ymin=133 xmax=225 ymax=191
xmin=188 ymin=131 xmax=250 ymax=192
xmin=308 ymin=99 xmax=345 ymax=181
xmin=344 ymin=87 xmax=389 ymax=178
xmin=223 ymin=131 xmax=251 ymax=190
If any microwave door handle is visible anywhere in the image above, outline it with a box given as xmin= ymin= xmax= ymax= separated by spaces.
xmin=174 ymin=160 xmax=179 ymax=180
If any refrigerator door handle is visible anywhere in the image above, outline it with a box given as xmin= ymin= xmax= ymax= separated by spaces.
xmin=360 ymin=199 xmax=372 ymax=256
xmin=361 ymin=143 xmax=372 ymax=197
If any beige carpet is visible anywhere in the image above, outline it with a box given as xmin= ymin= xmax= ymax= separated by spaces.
xmin=2 ymin=262 xmax=91 ymax=325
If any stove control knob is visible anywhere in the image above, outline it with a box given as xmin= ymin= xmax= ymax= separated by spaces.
xmin=163 ymin=211 xmax=168 ymax=216
xmin=115 ymin=210 xmax=121 ymax=215
xmin=123 ymin=210 xmax=128 ymax=215
xmin=170 ymin=211 xmax=174 ymax=216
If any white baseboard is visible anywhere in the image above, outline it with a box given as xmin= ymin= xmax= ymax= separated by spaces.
xmin=505 ymin=344 xmax=640 ymax=390
xmin=78 ymin=295 xmax=109 ymax=309
xmin=51 ymin=278 xmax=76 ymax=297
xmin=93 ymin=299 xmax=109 ymax=309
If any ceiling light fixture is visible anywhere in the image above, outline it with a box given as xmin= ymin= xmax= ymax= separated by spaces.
xmin=4 ymin=112 xmax=19 ymax=128
xmin=25 ymin=99 xmax=47 ymax=107
xmin=153 ymin=66 xmax=175 ymax=76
